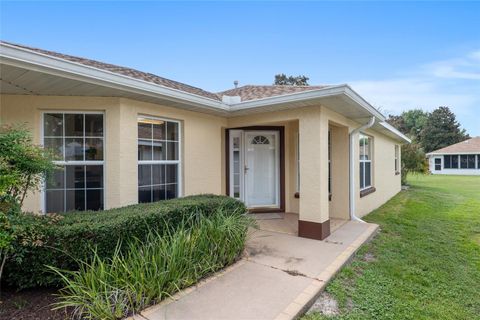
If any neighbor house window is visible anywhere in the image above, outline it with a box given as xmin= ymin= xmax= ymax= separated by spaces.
xmin=394 ymin=145 xmax=400 ymax=173
xmin=444 ymin=155 xmax=459 ymax=169
xmin=460 ymin=155 xmax=476 ymax=169
xmin=478 ymin=155 xmax=480 ymax=169
xmin=43 ymin=112 xmax=104 ymax=213
xmin=359 ymin=133 xmax=372 ymax=190
xmin=138 ymin=117 xmax=180 ymax=203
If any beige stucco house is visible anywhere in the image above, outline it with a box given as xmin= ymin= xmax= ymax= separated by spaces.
xmin=0 ymin=41 xmax=410 ymax=240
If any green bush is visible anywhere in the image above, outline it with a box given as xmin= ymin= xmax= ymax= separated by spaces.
xmin=51 ymin=210 xmax=252 ymax=319
xmin=3 ymin=195 xmax=246 ymax=289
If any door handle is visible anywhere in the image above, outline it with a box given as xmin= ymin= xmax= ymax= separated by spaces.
xmin=244 ymin=165 xmax=249 ymax=174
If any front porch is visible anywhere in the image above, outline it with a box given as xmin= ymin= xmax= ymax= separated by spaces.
xmin=226 ymin=109 xmax=352 ymax=240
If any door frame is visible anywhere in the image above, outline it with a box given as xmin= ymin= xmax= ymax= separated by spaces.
xmin=226 ymin=126 xmax=285 ymax=213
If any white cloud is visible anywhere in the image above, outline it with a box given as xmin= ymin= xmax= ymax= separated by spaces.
xmin=349 ymin=49 xmax=480 ymax=117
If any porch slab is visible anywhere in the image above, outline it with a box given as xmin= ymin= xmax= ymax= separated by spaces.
xmin=138 ymin=221 xmax=378 ymax=320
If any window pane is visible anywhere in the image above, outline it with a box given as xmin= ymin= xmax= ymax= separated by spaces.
xmin=85 ymin=138 xmax=104 ymax=160
xmin=86 ymin=165 xmax=103 ymax=188
xmin=478 ymin=155 xmax=480 ymax=169
xmin=138 ymin=165 xmax=152 ymax=186
xmin=153 ymin=122 xmax=166 ymax=140
xmin=365 ymin=162 xmax=371 ymax=187
xmin=86 ymin=189 xmax=103 ymax=210
xmin=65 ymin=138 xmax=84 ymax=161
xmin=153 ymin=141 xmax=165 ymax=160
xmin=460 ymin=155 xmax=468 ymax=168
xmin=46 ymin=190 xmax=64 ymax=213
xmin=46 ymin=168 xmax=64 ymax=190
xmin=139 ymin=186 xmax=151 ymax=203
xmin=152 ymin=164 xmax=165 ymax=185
xmin=66 ymin=165 xmax=85 ymax=189
xmin=138 ymin=140 xmax=152 ymax=160
xmin=468 ymin=155 xmax=475 ymax=169
xmin=364 ymin=137 xmax=370 ymax=160
xmin=452 ymin=155 xmax=459 ymax=168
xmin=166 ymin=184 xmax=177 ymax=200
xmin=153 ymin=185 xmax=166 ymax=202
xmin=167 ymin=142 xmax=178 ymax=160
xmin=166 ymin=164 xmax=177 ymax=184
xmin=85 ymin=114 xmax=103 ymax=137
xmin=444 ymin=155 xmax=451 ymax=169
xmin=64 ymin=114 xmax=84 ymax=136
xmin=44 ymin=114 xmax=63 ymax=136
xmin=167 ymin=122 xmax=178 ymax=141
xmin=359 ymin=135 xmax=365 ymax=160
xmin=44 ymin=138 xmax=63 ymax=160
xmin=359 ymin=163 xmax=364 ymax=189
xmin=66 ymin=189 xmax=85 ymax=212
xmin=138 ymin=122 xmax=152 ymax=139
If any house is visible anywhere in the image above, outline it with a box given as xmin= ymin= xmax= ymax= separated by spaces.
xmin=0 ymin=41 xmax=410 ymax=240
xmin=426 ymin=137 xmax=480 ymax=175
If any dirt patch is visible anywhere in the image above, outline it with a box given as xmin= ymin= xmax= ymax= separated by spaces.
xmin=0 ymin=287 xmax=72 ymax=320
xmin=308 ymin=292 xmax=340 ymax=316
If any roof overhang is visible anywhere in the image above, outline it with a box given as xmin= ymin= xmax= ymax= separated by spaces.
xmin=426 ymin=151 xmax=479 ymax=156
xmin=0 ymin=42 xmax=409 ymax=143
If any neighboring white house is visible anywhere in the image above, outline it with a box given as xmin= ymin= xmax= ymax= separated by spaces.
xmin=427 ymin=137 xmax=480 ymax=175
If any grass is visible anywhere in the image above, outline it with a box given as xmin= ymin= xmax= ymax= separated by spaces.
xmin=304 ymin=174 xmax=480 ymax=320
xmin=50 ymin=209 xmax=253 ymax=319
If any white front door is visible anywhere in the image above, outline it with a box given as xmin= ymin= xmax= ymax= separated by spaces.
xmin=244 ymin=131 xmax=280 ymax=208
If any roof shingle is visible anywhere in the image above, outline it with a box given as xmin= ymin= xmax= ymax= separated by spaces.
xmin=217 ymin=85 xmax=330 ymax=102
xmin=429 ymin=137 xmax=480 ymax=154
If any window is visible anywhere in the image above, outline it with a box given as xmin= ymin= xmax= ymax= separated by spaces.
xmin=444 ymin=155 xmax=459 ymax=169
xmin=460 ymin=154 xmax=476 ymax=169
xmin=138 ymin=117 xmax=180 ymax=203
xmin=434 ymin=158 xmax=441 ymax=171
xmin=43 ymin=112 xmax=104 ymax=213
xmin=359 ymin=133 xmax=372 ymax=190
xmin=478 ymin=155 xmax=480 ymax=169
xmin=394 ymin=145 xmax=400 ymax=173
xmin=229 ymin=130 xmax=242 ymax=199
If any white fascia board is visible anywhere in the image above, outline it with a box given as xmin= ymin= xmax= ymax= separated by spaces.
xmin=426 ymin=151 xmax=480 ymax=156
xmin=379 ymin=122 xmax=412 ymax=143
xmin=0 ymin=43 xmax=229 ymax=113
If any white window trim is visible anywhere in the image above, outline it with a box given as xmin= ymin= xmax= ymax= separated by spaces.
xmin=229 ymin=130 xmax=244 ymax=201
xmin=359 ymin=133 xmax=373 ymax=190
xmin=137 ymin=115 xmax=183 ymax=201
xmin=41 ymin=111 xmax=106 ymax=214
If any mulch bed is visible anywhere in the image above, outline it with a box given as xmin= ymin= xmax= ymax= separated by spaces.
xmin=0 ymin=287 xmax=73 ymax=320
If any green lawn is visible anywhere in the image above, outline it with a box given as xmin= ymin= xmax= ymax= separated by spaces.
xmin=304 ymin=175 xmax=480 ymax=320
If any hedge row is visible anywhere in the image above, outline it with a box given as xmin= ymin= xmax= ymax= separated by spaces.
xmin=3 ymin=195 xmax=247 ymax=289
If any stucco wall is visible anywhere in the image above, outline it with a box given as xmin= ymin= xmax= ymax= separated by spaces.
xmin=1 ymin=94 xmax=402 ymax=222
xmin=0 ymin=95 xmax=226 ymax=213
xmin=355 ymin=128 xmax=402 ymax=217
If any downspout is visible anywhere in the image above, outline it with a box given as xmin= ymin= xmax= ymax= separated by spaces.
xmin=349 ymin=116 xmax=376 ymax=222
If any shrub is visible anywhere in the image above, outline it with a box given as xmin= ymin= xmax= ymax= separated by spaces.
xmin=51 ymin=210 xmax=253 ymax=319
xmin=3 ymin=195 xmax=247 ymax=289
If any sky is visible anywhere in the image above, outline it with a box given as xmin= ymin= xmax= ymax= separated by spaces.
xmin=1 ymin=1 xmax=479 ymax=136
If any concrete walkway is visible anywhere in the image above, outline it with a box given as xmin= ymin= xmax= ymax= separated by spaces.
xmin=135 ymin=221 xmax=378 ymax=320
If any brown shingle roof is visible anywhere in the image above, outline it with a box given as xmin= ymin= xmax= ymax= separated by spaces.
xmin=217 ymin=85 xmax=330 ymax=102
xmin=2 ymin=41 xmax=331 ymax=103
xmin=429 ymin=137 xmax=480 ymax=154
xmin=1 ymin=41 xmax=222 ymax=101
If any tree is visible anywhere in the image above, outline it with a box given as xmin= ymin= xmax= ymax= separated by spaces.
xmin=274 ymin=74 xmax=309 ymax=86
xmin=400 ymin=143 xmax=428 ymax=185
xmin=0 ymin=124 xmax=56 ymax=207
xmin=420 ymin=106 xmax=469 ymax=153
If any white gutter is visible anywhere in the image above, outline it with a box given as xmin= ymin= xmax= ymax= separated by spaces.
xmin=349 ymin=116 xmax=376 ymax=222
